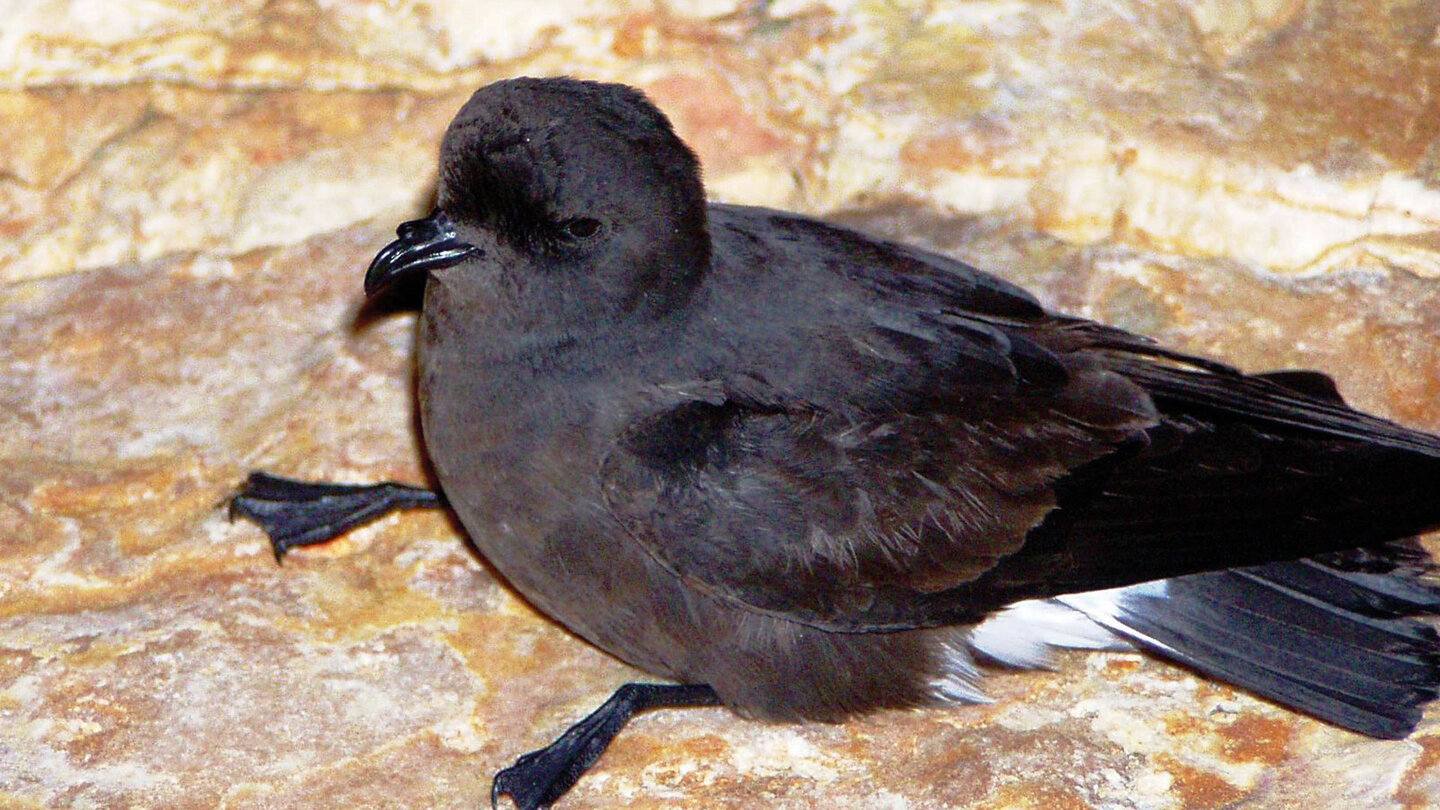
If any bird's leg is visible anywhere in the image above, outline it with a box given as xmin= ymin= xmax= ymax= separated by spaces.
xmin=492 ymin=682 xmax=721 ymax=810
xmin=228 ymin=471 xmax=443 ymax=561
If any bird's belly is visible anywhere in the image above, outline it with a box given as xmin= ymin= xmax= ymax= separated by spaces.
xmin=417 ymin=374 xmax=700 ymax=678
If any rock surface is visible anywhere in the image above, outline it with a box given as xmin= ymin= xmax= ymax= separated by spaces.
xmin=3 ymin=2 xmax=1439 ymax=809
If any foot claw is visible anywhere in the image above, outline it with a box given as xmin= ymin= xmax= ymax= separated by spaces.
xmin=487 ymin=683 xmax=719 ymax=809
xmin=228 ymin=472 xmax=441 ymax=560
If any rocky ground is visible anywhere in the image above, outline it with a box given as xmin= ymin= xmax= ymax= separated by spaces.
xmin=2 ymin=2 xmax=1439 ymax=808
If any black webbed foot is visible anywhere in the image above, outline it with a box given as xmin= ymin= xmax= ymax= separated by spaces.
xmin=491 ymin=683 xmax=720 ymax=810
xmin=228 ymin=471 xmax=442 ymax=561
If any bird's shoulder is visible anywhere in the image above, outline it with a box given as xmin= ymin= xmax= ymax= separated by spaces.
xmin=696 ymin=203 xmax=1102 ymax=409
xmin=704 ymin=202 xmax=1047 ymax=322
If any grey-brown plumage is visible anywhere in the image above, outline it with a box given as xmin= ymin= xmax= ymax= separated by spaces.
xmin=233 ymin=77 xmax=1440 ymax=809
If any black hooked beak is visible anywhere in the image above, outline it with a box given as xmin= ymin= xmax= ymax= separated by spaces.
xmin=364 ymin=210 xmax=478 ymax=297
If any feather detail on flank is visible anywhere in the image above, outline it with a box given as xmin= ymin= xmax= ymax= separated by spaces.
xmin=927 ymin=635 xmax=993 ymax=704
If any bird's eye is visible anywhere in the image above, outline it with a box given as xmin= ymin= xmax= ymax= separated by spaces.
xmin=560 ymin=217 xmax=601 ymax=239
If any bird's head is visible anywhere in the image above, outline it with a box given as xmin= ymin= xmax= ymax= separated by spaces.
xmin=365 ymin=77 xmax=711 ymax=330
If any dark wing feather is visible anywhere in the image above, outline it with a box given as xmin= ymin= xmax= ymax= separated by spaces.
xmin=998 ymin=352 xmax=1440 ymax=593
xmin=603 ymin=207 xmax=1440 ymax=632
xmin=1098 ymin=350 xmax=1440 ymax=456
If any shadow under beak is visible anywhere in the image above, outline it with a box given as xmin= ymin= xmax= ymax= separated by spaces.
xmin=365 ymin=210 xmax=478 ymax=297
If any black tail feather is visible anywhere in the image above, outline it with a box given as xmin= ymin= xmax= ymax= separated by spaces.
xmin=1244 ymin=553 xmax=1440 ymax=618
xmin=1062 ymin=543 xmax=1440 ymax=739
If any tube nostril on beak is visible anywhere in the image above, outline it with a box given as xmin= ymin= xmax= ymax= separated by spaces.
xmin=364 ymin=209 xmax=478 ymax=297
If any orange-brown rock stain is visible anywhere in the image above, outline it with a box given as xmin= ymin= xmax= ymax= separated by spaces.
xmin=1396 ymin=733 xmax=1440 ymax=810
xmin=1217 ymin=714 xmax=1294 ymax=766
xmin=975 ymin=780 xmax=1094 ymax=810
xmin=1154 ymin=752 xmax=1248 ymax=809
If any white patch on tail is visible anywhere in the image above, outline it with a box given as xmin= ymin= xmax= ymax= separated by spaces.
xmin=927 ymin=635 xmax=993 ymax=704
xmin=931 ymin=581 xmax=1176 ymax=703
xmin=967 ymin=598 xmax=1133 ymax=669
xmin=1057 ymin=579 xmax=1177 ymax=658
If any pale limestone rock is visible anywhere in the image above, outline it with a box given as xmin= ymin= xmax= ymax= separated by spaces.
xmin=2 ymin=1 xmax=1439 ymax=809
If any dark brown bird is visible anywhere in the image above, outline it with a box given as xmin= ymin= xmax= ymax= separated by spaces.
xmin=232 ymin=77 xmax=1440 ymax=809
